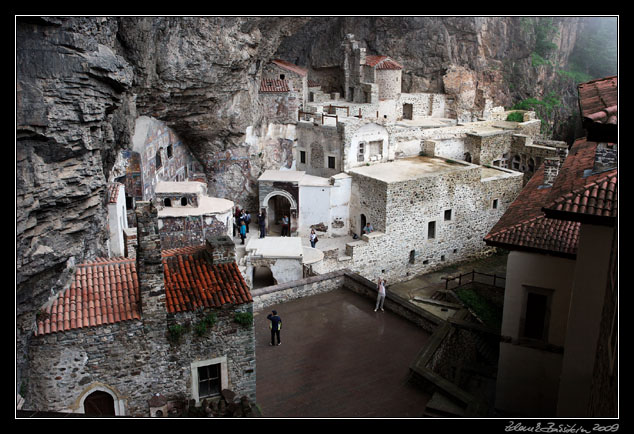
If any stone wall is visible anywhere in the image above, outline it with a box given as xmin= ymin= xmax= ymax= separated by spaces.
xmin=131 ymin=116 xmax=205 ymax=201
xmin=26 ymin=304 xmax=255 ymax=416
xmin=346 ymin=163 xmax=523 ymax=283
xmin=259 ymin=92 xmax=301 ymax=124
xmin=376 ymin=69 xmax=402 ymax=101
xmin=296 ymin=121 xmax=343 ymax=177
xmin=251 ymin=270 xmax=346 ymax=311
xmin=158 ymin=214 xmax=229 ymax=250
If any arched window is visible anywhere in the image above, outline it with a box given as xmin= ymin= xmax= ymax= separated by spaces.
xmin=180 ymin=197 xmax=188 ymax=206
xmin=528 ymin=157 xmax=535 ymax=173
xmin=156 ymin=151 xmax=162 ymax=169
xmin=164 ymin=198 xmax=172 ymax=207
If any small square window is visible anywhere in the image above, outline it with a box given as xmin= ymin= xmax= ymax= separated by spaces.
xmin=444 ymin=209 xmax=452 ymax=221
xmin=300 ymin=150 xmax=306 ymax=164
xmin=328 ymin=156 xmax=336 ymax=169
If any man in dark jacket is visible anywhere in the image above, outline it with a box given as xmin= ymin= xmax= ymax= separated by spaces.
xmin=267 ymin=310 xmax=282 ymax=346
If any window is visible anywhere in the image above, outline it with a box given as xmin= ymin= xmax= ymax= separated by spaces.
xmin=357 ymin=142 xmax=365 ymax=162
xmin=444 ymin=209 xmax=452 ymax=221
xmin=167 ymin=145 xmax=173 ymax=159
xmin=328 ymin=156 xmax=336 ymax=169
xmin=409 ymin=250 xmax=416 ymax=264
xmin=197 ymin=364 xmax=221 ymax=399
xmin=512 ymin=155 xmax=521 ymax=170
xmin=180 ymin=197 xmax=188 ymax=206
xmin=164 ymin=198 xmax=172 ymax=207
xmin=521 ymin=289 xmax=552 ymax=341
xmin=300 ymin=150 xmax=306 ymax=164
xmin=156 ymin=151 xmax=162 ymax=169
xmin=280 ymin=74 xmax=285 ymax=80
xmin=428 ymin=221 xmax=436 ymax=239
xmin=492 ymin=199 xmax=499 ymax=209
xmin=191 ymin=357 xmax=228 ymax=405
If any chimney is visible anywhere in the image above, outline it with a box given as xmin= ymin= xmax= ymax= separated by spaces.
xmin=205 ymin=234 xmax=237 ymax=265
xmin=542 ymin=157 xmax=561 ymax=187
xmin=135 ymin=201 xmax=167 ymax=331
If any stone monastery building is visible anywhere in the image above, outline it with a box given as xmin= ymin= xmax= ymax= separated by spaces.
xmin=22 ymin=34 xmax=574 ymax=417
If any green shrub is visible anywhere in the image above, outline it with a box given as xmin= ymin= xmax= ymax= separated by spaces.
xmin=456 ymin=288 xmax=503 ymax=330
xmin=234 ymin=312 xmax=253 ymax=327
xmin=506 ymin=112 xmax=524 ymax=122
xmin=168 ymin=324 xmax=184 ymax=343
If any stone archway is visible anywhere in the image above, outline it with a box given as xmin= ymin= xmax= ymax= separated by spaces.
xmin=74 ymin=383 xmax=127 ymax=416
xmin=262 ymin=190 xmax=298 ymax=237
xmin=253 ymin=266 xmax=277 ymax=289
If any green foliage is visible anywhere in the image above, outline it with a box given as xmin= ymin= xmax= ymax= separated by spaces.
xmin=557 ymin=66 xmax=592 ymax=84
xmin=194 ymin=321 xmax=208 ymax=337
xmin=194 ymin=313 xmax=217 ymax=337
xmin=234 ymin=312 xmax=254 ymax=327
xmin=168 ymin=324 xmax=185 ymax=343
xmin=455 ymin=288 xmax=503 ymax=330
xmin=505 ymin=111 xmax=525 ymax=122
xmin=511 ymin=92 xmax=562 ymax=135
xmin=203 ymin=313 xmax=217 ymax=328
xmin=531 ymin=52 xmax=552 ymax=68
xmin=533 ymin=17 xmax=559 ymax=58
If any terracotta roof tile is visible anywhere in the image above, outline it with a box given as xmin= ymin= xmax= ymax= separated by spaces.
xmin=542 ymin=137 xmax=618 ymax=224
xmin=106 ymin=182 xmax=123 ymax=204
xmin=260 ymin=78 xmax=289 ymax=93
xmin=271 ymin=59 xmax=307 ymax=77
xmin=365 ymin=55 xmax=403 ymax=70
xmin=35 ymin=246 xmax=251 ymax=336
xmin=577 ymin=76 xmax=617 ymax=142
xmin=162 ymin=246 xmax=252 ymax=313
xmin=485 ymin=165 xmax=580 ymax=257
xmin=578 ymin=76 xmax=617 ymax=125
xmin=547 ymin=170 xmax=617 ymax=219
xmin=35 ymin=257 xmax=141 ymax=336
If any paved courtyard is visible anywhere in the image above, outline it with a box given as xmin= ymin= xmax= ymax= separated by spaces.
xmin=254 ymin=288 xmax=432 ymax=418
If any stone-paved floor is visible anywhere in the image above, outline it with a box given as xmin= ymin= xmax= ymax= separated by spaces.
xmin=254 ymin=288 xmax=432 ymax=418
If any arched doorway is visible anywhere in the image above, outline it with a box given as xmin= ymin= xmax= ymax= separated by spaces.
xmin=253 ymin=266 xmax=276 ymax=289
xmin=83 ymin=391 xmax=116 ymax=416
xmin=360 ymin=213 xmax=367 ymax=234
xmin=262 ymin=190 xmax=297 ymax=237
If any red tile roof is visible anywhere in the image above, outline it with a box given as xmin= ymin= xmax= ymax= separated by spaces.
xmin=365 ymin=55 xmax=403 ymax=70
xmin=484 ymin=165 xmax=580 ymax=257
xmin=107 ymin=182 xmax=123 ymax=204
xmin=162 ymin=245 xmax=252 ymax=313
xmin=486 ymin=136 xmax=618 ymax=255
xmin=35 ymin=257 xmax=141 ymax=336
xmin=578 ymin=76 xmax=617 ymax=126
xmin=547 ymin=170 xmax=617 ymax=219
xmin=541 ymin=137 xmax=618 ymax=224
xmin=260 ymin=78 xmax=289 ymax=93
xmin=35 ymin=247 xmax=251 ymax=335
xmin=271 ymin=59 xmax=307 ymax=77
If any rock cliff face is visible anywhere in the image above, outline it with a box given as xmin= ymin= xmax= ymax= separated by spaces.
xmin=16 ymin=16 xmax=585 ymax=386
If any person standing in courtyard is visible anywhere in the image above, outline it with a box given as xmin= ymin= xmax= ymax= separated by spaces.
xmin=239 ymin=220 xmax=247 ymax=245
xmin=281 ymin=215 xmax=289 ymax=237
xmin=267 ymin=310 xmax=282 ymax=346
xmin=258 ymin=210 xmax=266 ymax=238
xmin=309 ymin=229 xmax=318 ymax=248
xmin=374 ymin=277 xmax=386 ymax=312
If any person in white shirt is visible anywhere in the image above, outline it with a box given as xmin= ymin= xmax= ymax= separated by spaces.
xmin=374 ymin=277 xmax=386 ymax=312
